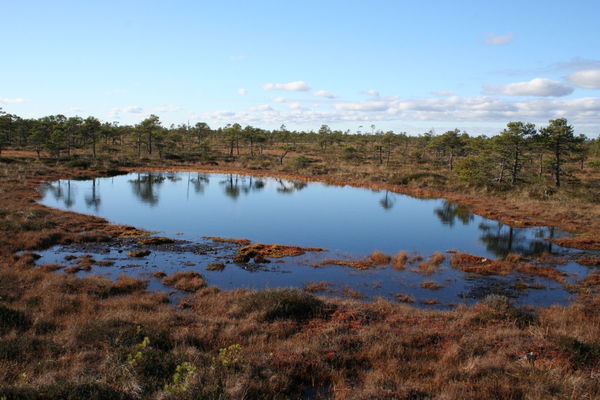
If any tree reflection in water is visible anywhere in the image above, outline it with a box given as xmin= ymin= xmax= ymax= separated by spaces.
xmin=434 ymin=201 xmax=474 ymax=226
xmin=478 ymin=221 xmax=556 ymax=257
xmin=187 ymin=173 xmax=209 ymax=198
xmin=379 ymin=190 xmax=395 ymax=210
xmin=275 ymin=179 xmax=306 ymax=194
xmin=45 ymin=180 xmax=76 ymax=208
xmin=434 ymin=200 xmax=558 ymax=257
xmin=129 ymin=173 xmax=165 ymax=206
xmin=219 ymin=175 xmax=302 ymax=200
xmin=84 ymin=178 xmax=101 ymax=212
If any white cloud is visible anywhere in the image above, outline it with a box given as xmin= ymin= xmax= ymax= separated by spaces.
xmin=238 ymin=88 xmax=248 ymax=95
xmin=313 ymin=90 xmax=336 ymax=99
xmin=262 ymin=81 xmax=311 ymax=92
xmin=287 ymin=102 xmax=304 ymax=110
xmin=124 ymin=106 xmax=143 ymax=113
xmin=566 ymin=69 xmax=600 ymax=89
xmin=249 ymin=104 xmax=274 ymax=112
xmin=484 ymin=32 xmax=514 ymax=46
xmin=69 ymin=107 xmax=83 ymax=113
xmin=108 ymin=105 xmax=144 ymax=119
xmin=361 ymin=89 xmax=380 ymax=97
xmin=201 ymin=95 xmax=600 ymax=133
xmin=212 ymin=110 xmax=236 ymax=118
xmin=0 ymin=97 xmax=26 ymax=104
xmin=335 ymin=101 xmax=389 ymax=111
xmin=431 ymin=91 xmax=454 ymax=96
xmin=272 ymin=97 xmax=286 ymax=103
xmin=484 ymin=78 xmax=573 ymax=97
xmin=108 ymin=108 xmax=121 ymax=119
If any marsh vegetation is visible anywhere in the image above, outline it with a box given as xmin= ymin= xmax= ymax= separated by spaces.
xmin=0 ymin=116 xmax=599 ymax=398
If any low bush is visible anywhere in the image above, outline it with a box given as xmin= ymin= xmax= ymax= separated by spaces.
xmin=471 ymin=295 xmax=538 ymax=328
xmin=237 ymin=288 xmax=327 ymax=321
xmin=0 ymin=305 xmax=30 ymax=332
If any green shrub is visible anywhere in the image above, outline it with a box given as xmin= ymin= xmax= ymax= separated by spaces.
xmin=66 ymin=159 xmax=92 ymax=169
xmin=341 ymin=146 xmax=360 ymax=161
xmin=288 ymin=155 xmax=310 ymax=170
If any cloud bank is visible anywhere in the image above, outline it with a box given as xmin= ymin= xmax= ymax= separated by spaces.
xmin=566 ymin=69 xmax=600 ymax=89
xmin=262 ymin=81 xmax=311 ymax=92
xmin=484 ymin=78 xmax=573 ymax=97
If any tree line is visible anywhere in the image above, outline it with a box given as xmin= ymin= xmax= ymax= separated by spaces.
xmin=0 ymin=108 xmax=598 ymax=188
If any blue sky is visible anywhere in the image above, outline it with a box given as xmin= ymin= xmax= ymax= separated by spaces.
xmin=1 ymin=0 xmax=599 ymax=136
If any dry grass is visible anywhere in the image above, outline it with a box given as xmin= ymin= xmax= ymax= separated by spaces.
xmin=137 ymin=236 xmax=175 ymax=245
xmin=127 ymin=250 xmax=151 ymax=258
xmin=552 ymin=232 xmax=600 ymax=250
xmin=110 ymin=275 xmax=148 ymax=295
xmin=0 ymin=156 xmax=599 ymax=399
xmin=429 ymin=251 xmax=445 ymax=265
xmin=342 ymin=286 xmax=365 ymax=299
xmin=234 ymin=243 xmax=324 ymax=263
xmin=394 ymin=293 xmax=416 ymax=303
xmin=369 ymin=250 xmax=391 ymax=265
xmin=203 ymin=236 xmax=251 ymax=246
xmin=303 ymin=281 xmax=331 ymax=293
xmin=577 ymin=256 xmax=600 ymax=266
xmin=391 ymin=250 xmax=408 ymax=270
xmin=320 ymin=258 xmax=375 ymax=270
xmin=206 ymin=262 xmax=226 ymax=271
xmin=420 ymin=280 xmax=444 ymax=290
xmin=162 ymin=271 xmax=206 ymax=292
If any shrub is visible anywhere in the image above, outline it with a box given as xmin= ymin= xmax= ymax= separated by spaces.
xmin=164 ymin=362 xmax=197 ymax=393
xmin=341 ymin=146 xmax=360 ymax=161
xmin=238 ymin=288 xmax=326 ymax=321
xmin=472 ymin=295 xmax=537 ymax=328
xmin=75 ymin=319 xmax=141 ymax=348
xmin=0 ymin=305 xmax=30 ymax=333
xmin=66 ymin=159 xmax=92 ymax=169
xmin=554 ymin=336 xmax=600 ymax=369
xmin=288 ymin=155 xmax=311 ymax=170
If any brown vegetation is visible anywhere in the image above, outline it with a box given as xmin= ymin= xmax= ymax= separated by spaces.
xmin=303 ymin=281 xmax=332 ymax=293
xmin=450 ymin=252 xmax=567 ymax=282
xmin=128 ymin=250 xmax=151 ymax=258
xmin=420 ymin=281 xmax=444 ymax=290
xmin=137 ymin=236 xmax=175 ymax=245
xmin=391 ymin=250 xmax=408 ymax=270
xmin=0 ymin=154 xmax=599 ymax=398
xmin=368 ymin=250 xmax=391 ymax=265
xmin=203 ymin=236 xmax=252 ymax=246
xmin=162 ymin=271 xmax=206 ymax=292
xmin=206 ymin=262 xmax=226 ymax=271
xmin=234 ymin=243 xmax=324 ymax=263
xmin=394 ymin=293 xmax=415 ymax=303
xmin=552 ymin=233 xmax=600 ymax=250
xmin=577 ymin=256 xmax=600 ymax=266
xmin=320 ymin=258 xmax=375 ymax=270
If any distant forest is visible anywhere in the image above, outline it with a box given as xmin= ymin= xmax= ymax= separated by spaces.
xmin=1 ymin=109 xmax=599 ymax=191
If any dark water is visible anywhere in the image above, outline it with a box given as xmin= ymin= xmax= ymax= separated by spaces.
xmin=34 ymin=172 xmax=594 ymax=307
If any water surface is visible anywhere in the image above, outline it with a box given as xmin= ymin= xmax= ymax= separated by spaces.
xmin=35 ymin=172 xmax=593 ymax=307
